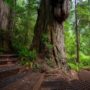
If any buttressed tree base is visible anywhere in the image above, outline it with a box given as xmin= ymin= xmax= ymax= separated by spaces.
xmin=31 ymin=0 xmax=70 ymax=72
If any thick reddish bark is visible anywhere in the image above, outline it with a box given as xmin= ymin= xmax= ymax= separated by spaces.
xmin=31 ymin=0 xmax=70 ymax=70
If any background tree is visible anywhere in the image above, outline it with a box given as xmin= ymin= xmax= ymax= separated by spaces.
xmin=0 ymin=0 xmax=11 ymax=53
xmin=75 ymin=0 xmax=80 ymax=63
xmin=64 ymin=0 xmax=90 ymax=70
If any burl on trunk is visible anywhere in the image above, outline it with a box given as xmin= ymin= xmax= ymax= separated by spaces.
xmin=31 ymin=0 xmax=70 ymax=70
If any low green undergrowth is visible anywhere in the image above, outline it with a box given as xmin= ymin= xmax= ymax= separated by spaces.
xmin=18 ymin=47 xmax=37 ymax=68
xmin=68 ymin=52 xmax=90 ymax=71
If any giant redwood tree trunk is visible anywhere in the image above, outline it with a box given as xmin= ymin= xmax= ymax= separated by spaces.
xmin=31 ymin=0 xmax=70 ymax=70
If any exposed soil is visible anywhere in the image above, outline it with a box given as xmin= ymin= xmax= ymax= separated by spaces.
xmin=40 ymin=69 xmax=90 ymax=90
xmin=41 ymin=79 xmax=90 ymax=90
xmin=0 ymin=68 xmax=90 ymax=90
xmin=0 ymin=54 xmax=90 ymax=90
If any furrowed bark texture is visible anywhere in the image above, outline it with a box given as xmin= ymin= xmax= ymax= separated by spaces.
xmin=31 ymin=0 xmax=70 ymax=69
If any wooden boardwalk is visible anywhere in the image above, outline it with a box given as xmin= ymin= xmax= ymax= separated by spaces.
xmin=1 ymin=72 xmax=45 ymax=90
xmin=0 ymin=54 xmax=90 ymax=90
xmin=0 ymin=54 xmax=45 ymax=90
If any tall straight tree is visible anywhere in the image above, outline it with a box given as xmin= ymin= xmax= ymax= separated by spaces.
xmin=0 ymin=0 xmax=10 ymax=52
xmin=75 ymin=0 xmax=80 ymax=63
xmin=31 ymin=0 xmax=70 ymax=71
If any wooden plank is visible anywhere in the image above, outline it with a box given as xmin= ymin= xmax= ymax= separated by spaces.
xmin=0 ymin=65 xmax=20 ymax=79
xmin=0 ymin=58 xmax=17 ymax=65
xmin=33 ymin=73 xmax=45 ymax=90
xmin=0 ymin=54 xmax=17 ymax=58
xmin=0 ymin=71 xmax=27 ymax=88
xmin=2 ymin=72 xmax=44 ymax=90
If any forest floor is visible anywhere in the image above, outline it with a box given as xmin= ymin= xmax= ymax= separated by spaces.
xmin=0 ymin=68 xmax=90 ymax=90
xmin=41 ymin=69 xmax=90 ymax=90
xmin=0 ymin=54 xmax=90 ymax=90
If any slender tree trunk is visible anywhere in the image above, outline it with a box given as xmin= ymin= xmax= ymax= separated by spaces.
xmin=75 ymin=0 xmax=80 ymax=63
xmin=31 ymin=0 xmax=70 ymax=71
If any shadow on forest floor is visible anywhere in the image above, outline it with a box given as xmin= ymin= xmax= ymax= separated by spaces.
xmin=41 ymin=79 xmax=90 ymax=90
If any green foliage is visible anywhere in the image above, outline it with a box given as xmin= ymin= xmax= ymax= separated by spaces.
xmin=1 ymin=0 xmax=38 ymax=68
xmin=9 ymin=0 xmax=37 ymax=52
xmin=68 ymin=52 xmax=90 ymax=71
xmin=41 ymin=33 xmax=48 ymax=43
xmin=4 ymin=0 xmax=14 ymax=7
xmin=68 ymin=63 xmax=80 ymax=71
xmin=80 ymin=52 xmax=90 ymax=66
xmin=20 ymin=59 xmax=33 ymax=68
xmin=46 ymin=44 xmax=53 ymax=50
xmin=65 ymin=0 xmax=90 ymax=71
xmin=33 ymin=63 xmax=42 ymax=71
xmin=46 ymin=58 xmax=55 ymax=68
xmin=18 ymin=48 xmax=37 ymax=62
xmin=41 ymin=33 xmax=53 ymax=50
xmin=0 ymin=48 xmax=5 ymax=54
xmin=18 ymin=48 xmax=37 ymax=68
xmin=68 ymin=62 xmax=90 ymax=71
